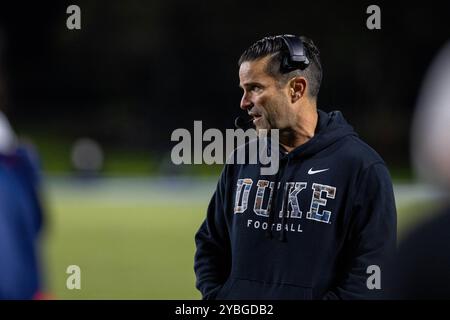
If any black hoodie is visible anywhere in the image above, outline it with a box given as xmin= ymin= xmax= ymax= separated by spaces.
xmin=194 ymin=109 xmax=397 ymax=300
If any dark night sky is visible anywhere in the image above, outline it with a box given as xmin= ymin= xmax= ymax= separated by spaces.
xmin=0 ymin=1 xmax=448 ymax=167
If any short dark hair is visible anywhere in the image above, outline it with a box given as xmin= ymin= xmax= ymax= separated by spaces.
xmin=238 ymin=35 xmax=322 ymax=98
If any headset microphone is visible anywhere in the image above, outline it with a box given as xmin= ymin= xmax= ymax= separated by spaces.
xmin=234 ymin=116 xmax=255 ymax=129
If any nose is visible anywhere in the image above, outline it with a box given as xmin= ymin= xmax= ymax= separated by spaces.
xmin=240 ymin=92 xmax=253 ymax=110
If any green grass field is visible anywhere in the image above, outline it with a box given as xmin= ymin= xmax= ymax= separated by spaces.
xmin=41 ymin=177 xmax=441 ymax=299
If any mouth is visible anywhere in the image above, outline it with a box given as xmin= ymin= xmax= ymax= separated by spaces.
xmin=249 ymin=113 xmax=262 ymax=124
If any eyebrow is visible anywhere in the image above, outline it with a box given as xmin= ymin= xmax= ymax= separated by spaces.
xmin=239 ymin=82 xmax=262 ymax=89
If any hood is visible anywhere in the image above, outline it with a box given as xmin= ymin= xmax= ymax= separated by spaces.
xmin=266 ymin=109 xmax=357 ymax=242
xmin=286 ymin=109 xmax=357 ymax=160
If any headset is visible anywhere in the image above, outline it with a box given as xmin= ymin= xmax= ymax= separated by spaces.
xmin=277 ymin=34 xmax=310 ymax=73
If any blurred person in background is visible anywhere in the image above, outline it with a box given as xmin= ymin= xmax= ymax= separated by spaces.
xmin=194 ymin=35 xmax=397 ymax=300
xmin=391 ymin=41 xmax=450 ymax=299
xmin=0 ymin=33 xmax=45 ymax=299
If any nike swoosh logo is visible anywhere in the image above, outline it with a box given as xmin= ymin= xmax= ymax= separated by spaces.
xmin=308 ymin=168 xmax=329 ymax=175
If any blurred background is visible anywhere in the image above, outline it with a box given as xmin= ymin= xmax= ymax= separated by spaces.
xmin=0 ymin=0 xmax=448 ymax=299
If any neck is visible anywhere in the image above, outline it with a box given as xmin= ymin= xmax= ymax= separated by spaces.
xmin=279 ymin=103 xmax=318 ymax=153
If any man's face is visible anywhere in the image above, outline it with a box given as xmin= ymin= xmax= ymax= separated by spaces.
xmin=239 ymin=56 xmax=293 ymax=131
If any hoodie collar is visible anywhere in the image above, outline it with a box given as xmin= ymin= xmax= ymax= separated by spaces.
xmin=284 ymin=109 xmax=357 ymax=160
xmin=265 ymin=109 xmax=357 ymax=242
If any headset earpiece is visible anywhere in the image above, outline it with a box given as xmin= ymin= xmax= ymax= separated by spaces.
xmin=278 ymin=34 xmax=310 ymax=73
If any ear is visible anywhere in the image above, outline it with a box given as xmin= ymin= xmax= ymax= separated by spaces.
xmin=289 ymin=77 xmax=307 ymax=103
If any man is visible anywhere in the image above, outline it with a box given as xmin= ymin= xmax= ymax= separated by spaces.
xmin=194 ymin=35 xmax=397 ymax=299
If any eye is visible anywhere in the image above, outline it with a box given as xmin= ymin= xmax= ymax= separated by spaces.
xmin=250 ymin=85 xmax=262 ymax=92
